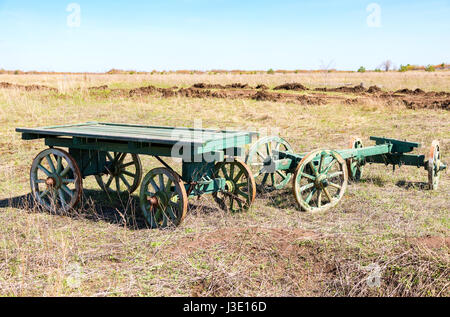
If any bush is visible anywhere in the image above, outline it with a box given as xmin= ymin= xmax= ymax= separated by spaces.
xmin=399 ymin=64 xmax=408 ymax=72
xmin=374 ymin=68 xmax=381 ymax=72
xmin=357 ymin=66 xmax=366 ymax=73
xmin=267 ymin=68 xmax=274 ymax=74
xmin=425 ymin=65 xmax=435 ymax=72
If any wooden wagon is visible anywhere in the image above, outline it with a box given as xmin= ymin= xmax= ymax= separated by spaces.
xmin=16 ymin=122 xmax=258 ymax=228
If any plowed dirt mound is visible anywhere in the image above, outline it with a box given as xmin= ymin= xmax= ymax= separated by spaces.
xmin=226 ymin=83 xmax=250 ymax=89
xmin=315 ymin=83 xmax=366 ymax=93
xmin=256 ymin=84 xmax=269 ymax=90
xmin=126 ymin=85 xmax=329 ymax=105
xmin=367 ymin=85 xmax=382 ymax=93
xmin=0 ymin=82 xmax=57 ymax=92
xmin=192 ymin=83 xmax=226 ymax=89
xmin=395 ymin=88 xmax=425 ymax=95
xmin=88 ymin=85 xmax=109 ymax=90
xmin=192 ymin=82 xmax=251 ymax=89
xmin=129 ymin=85 xmax=160 ymax=96
xmin=402 ymin=98 xmax=449 ymax=110
xmin=273 ymin=82 xmax=307 ymax=91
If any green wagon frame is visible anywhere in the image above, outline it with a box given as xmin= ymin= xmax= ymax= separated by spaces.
xmin=16 ymin=122 xmax=258 ymax=228
xmin=245 ymin=135 xmax=446 ymax=212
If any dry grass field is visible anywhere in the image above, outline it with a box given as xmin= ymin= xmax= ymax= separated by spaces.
xmin=0 ymin=71 xmax=448 ymax=296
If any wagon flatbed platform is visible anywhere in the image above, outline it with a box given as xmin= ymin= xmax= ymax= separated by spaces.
xmin=16 ymin=122 xmax=257 ymax=155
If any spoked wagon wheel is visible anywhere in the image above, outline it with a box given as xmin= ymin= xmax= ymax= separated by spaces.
xmin=427 ymin=140 xmax=442 ymax=190
xmin=30 ymin=148 xmax=82 ymax=212
xmin=246 ymin=136 xmax=294 ymax=192
xmin=347 ymin=137 xmax=364 ymax=182
xmin=139 ymin=167 xmax=188 ymax=229
xmin=213 ymin=158 xmax=256 ymax=213
xmin=95 ymin=152 xmax=142 ymax=195
xmin=293 ymin=149 xmax=348 ymax=212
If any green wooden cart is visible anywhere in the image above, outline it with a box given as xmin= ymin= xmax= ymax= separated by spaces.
xmin=16 ymin=122 xmax=258 ymax=228
xmin=245 ymin=136 xmax=446 ymax=212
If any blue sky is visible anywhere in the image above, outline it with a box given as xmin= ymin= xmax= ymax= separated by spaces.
xmin=0 ymin=0 xmax=449 ymax=72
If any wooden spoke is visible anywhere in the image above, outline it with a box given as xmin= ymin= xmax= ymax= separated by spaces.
xmin=305 ymin=188 xmax=317 ymax=204
xmin=38 ymin=164 xmax=51 ymax=177
xmin=323 ymin=188 xmax=333 ymax=202
xmin=60 ymin=166 xmax=71 ymax=177
xmin=61 ymin=184 xmax=74 ymax=197
xmin=46 ymin=155 xmax=56 ymax=173
xmin=328 ymin=182 xmax=342 ymax=190
xmin=299 ymin=182 xmax=315 ymax=193
xmin=150 ymin=179 xmax=159 ymax=191
xmin=300 ymin=172 xmax=316 ymax=181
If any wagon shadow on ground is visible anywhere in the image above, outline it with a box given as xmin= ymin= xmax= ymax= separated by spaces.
xmin=0 ymin=190 xmax=223 ymax=231
xmin=0 ymin=190 xmax=150 ymax=230
xmin=395 ymin=180 xmax=429 ymax=190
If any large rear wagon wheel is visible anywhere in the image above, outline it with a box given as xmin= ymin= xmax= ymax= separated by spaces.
xmin=293 ymin=149 xmax=348 ymax=212
xmin=246 ymin=136 xmax=294 ymax=192
xmin=30 ymin=148 xmax=83 ymax=212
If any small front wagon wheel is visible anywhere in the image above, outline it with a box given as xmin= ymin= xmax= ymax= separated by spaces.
xmin=293 ymin=149 xmax=348 ymax=212
xmin=30 ymin=148 xmax=83 ymax=212
xmin=139 ymin=168 xmax=188 ymax=229
xmin=213 ymin=158 xmax=256 ymax=213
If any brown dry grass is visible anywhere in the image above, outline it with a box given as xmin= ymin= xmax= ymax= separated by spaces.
xmin=0 ymin=72 xmax=448 ymax=296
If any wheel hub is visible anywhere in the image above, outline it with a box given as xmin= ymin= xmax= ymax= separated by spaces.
xmin=147 ymin=192 xmax=170 ymax=210
xmin=225 ymin=179 xmax=236 ymax=193
xmin=45 ymin=175 xmax=61 ymax=189
xmin=315 ymin=174 xmax=329 ymax=188
xmin=147 ymin=196 xmax=159 ymax=208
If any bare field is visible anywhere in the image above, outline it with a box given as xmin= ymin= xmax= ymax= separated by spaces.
xmin=1 ymin=70 xmax=450 ymax=92
xmin=0 ymin=72 xmax=449 ymax=296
